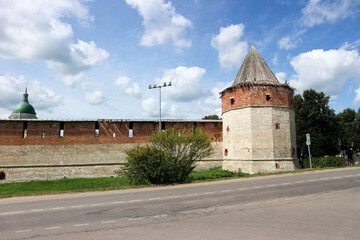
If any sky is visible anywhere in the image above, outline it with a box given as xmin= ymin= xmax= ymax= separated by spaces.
xmin=0 ymin=0 xmax=360 ymax=120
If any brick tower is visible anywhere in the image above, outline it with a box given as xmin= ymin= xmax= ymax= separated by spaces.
xmin=221 ymin=46 xmax=300 ymax=173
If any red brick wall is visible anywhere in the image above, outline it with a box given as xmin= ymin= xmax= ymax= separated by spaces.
xmin=0 ymin=120 xmax=222 ymax=146
xmin=222 ymin=85 xmax=294 ymax=114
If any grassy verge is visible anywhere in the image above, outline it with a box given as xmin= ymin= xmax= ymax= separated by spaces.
xmin=0 ymin=177 xmax=135 ymax=198
xmin=0 ymin=166 xmax=356 ymax=198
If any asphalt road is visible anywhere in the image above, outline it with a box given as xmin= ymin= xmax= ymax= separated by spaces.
xmin=1 ymin=167 xmax=360 ymax=240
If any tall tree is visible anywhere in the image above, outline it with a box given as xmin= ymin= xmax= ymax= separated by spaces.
xmin=337 ymin=108 xmax=360 ymax=164
xmin=294 ymin=89 xmax=338 ymax=159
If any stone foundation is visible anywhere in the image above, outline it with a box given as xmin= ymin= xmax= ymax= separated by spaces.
xmin=0 ymin=142 xmax=223 ymax=183
xmin=222 ymin=158 xmax=300 ymax=174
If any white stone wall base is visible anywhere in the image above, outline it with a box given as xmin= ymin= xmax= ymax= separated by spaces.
xmin=222 ymin=159 xmax=300 ymax=174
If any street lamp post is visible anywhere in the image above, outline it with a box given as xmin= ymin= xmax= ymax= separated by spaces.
xmin=148 ymin=82 xmax=171 ymax=132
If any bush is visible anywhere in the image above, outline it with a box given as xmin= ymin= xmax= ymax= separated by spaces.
xmin=121 ymin=127 xmax=213 ymax=184
xmin=301 ymin=156 xmax=347 ymax=168
xmin=122 ymin=145 xmax=176 ymax=184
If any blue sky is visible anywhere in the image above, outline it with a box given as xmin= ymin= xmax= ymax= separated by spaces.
xmin=0 ymin=0 xmax=360 ymax=120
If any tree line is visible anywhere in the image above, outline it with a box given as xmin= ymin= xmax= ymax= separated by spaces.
xmin=295 ymin=89 xmax=360 ymax=164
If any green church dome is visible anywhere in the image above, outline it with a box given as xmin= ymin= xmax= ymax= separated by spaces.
xmin=12 ymin=101 xmax=36 ymax=115
xmin=9 ymin=86 xmax=37 ymax=119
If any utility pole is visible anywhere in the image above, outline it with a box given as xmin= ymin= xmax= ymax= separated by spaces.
xmin=306 ymin=133 xmax=312 ymax=168
xmin=148 ymin=82 xmax=172 ymax=132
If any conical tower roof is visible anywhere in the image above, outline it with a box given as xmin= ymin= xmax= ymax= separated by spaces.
xmin=232 ymin=45 xmax=280 ymax=87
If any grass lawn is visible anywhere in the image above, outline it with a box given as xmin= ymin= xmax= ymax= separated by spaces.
xmin=0 ymin=166 xmax=353 ymax=198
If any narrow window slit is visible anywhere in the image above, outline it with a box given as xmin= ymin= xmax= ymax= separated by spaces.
xmin=95 ymin=122 xmax=100 ymax=138
xmin=22 ymin=121 xmax=27 ymax=138
xmin=129 ymin=122 xmax=133 ymax=137
xmin=59 ymin=122 xmax=64 ymax=138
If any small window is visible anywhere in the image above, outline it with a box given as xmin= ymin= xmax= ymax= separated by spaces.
xmin=42 ymin=133 xmax=45 ymax=138
xmin=129 ymin=122 xmax=133 ymax=138
xmin=266 ymin=94 xmax=271 ymax=101
xmin=161 ymin=122 xmax=166 ymax=132
xmin=275 ymin=123 xmax=280 ymax=129
xmin=95 ymin=122 xmax=100 ymax=138
xmin=226 ymin=126 xmax=230 ymax=132
xmin=59 ymin=122 xmax=64 ymax=138
xmin=230 ymin=97 xmax=235 ymax=105
xmin=22 ymin=122 xmax=27 ymax=138
xmin=0 ymin=172 xmax=5 ymax=180
xmin=113 ymin=132 xmax=116 ymax=138
xmin=193 ymin=122 xmax=197 ymax=129
xmin=224 ymin=149 xmax=228 ymax=156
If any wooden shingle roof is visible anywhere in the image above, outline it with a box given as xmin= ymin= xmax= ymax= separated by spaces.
xmin=232 ymin=45 xmax=280 ymax=87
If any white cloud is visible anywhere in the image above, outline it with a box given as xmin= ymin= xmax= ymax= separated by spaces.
xmin=114 ymin=76 xmax=131 ymax=89
xmin=289 ymin=47 xmax=360 ymax=96
xmin=355 ymin=87 xmax=360 ymax=103
xmin=301 ymin=0 xmax=360 ymax=27
xmin=278 ymin=36 xmax=296 ymax=50
xmin=114 ymin=76 xmax=141 ymax=99
xmin=204 ymin=81 xmax=232 ymax=108
xmin=60 ymin=73 xmax=84 ymax=87
xmin=0 ymin=75 xmax=62 ymax=117
xmin=211 ymin=24 xmax=248 ymax=70
xmin=47 ymin=40 xmax=109 ymax=76
xmin=85 ymin=90 xmax=106 ymax=105
xmin=141 ymin=97 xmax=212 ymax=119
xmin=275 ymin=72 xmax=287 ymax=83
xmin=125 ymin=0 xmax=192 ymax=48
xmin=272 ymin=53 xmax=279 ymax=65
xmin=0 ymin=0 xmax=109 ymax=82
xmin=141 ymin=97 xmax=168 ymax=118
xmin=155 ymin=66 xmax=206 ymax=102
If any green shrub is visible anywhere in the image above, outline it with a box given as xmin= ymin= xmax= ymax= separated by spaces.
xmin=302 ymin=156 xmax=347 ymax=168
xmin=121 ymin=145 xmax=176 ymax=184
xmin=122 ymin=127 xmax=213 ymax=184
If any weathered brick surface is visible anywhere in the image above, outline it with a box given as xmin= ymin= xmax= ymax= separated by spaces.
xmin=0 ymin=120 xmax=222 ymax=146
xmin=221 ymin=85 xmax=294 ymax=113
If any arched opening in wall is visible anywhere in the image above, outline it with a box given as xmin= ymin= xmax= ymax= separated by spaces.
xmin=129 ymin=122 xmax=133 ymax=137
xmin=0 ymin=172 xmax=5 ymax=180
xmin=113 ymin=132 xmax=116 ymax=138
xmin=226 ymin=126 xmax=230 ymax=132
xmin=275 ymin=163 xmax=280 ymax=169
xmin=266 ymin=94 xmax=271 ymax=101
xmin=94 ymin=122 xmax=100 ymax=138
xmin=22 ymin=121 xmax=27 ymax=138
xmin=230 ymin=97 xmax=235 ymax=105
xmin=42 ymin=133 xmax=45 ymax=138
xmin=59 ymin=122 xmax=64 ymax=138
xmin=224 ymin=149 xmax=228 ymax=156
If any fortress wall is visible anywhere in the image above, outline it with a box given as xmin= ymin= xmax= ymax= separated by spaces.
xmin=0 ymin=120 xmax=223 ymax=182
xmin=0 ymin=120 xmax=222 ymax=145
